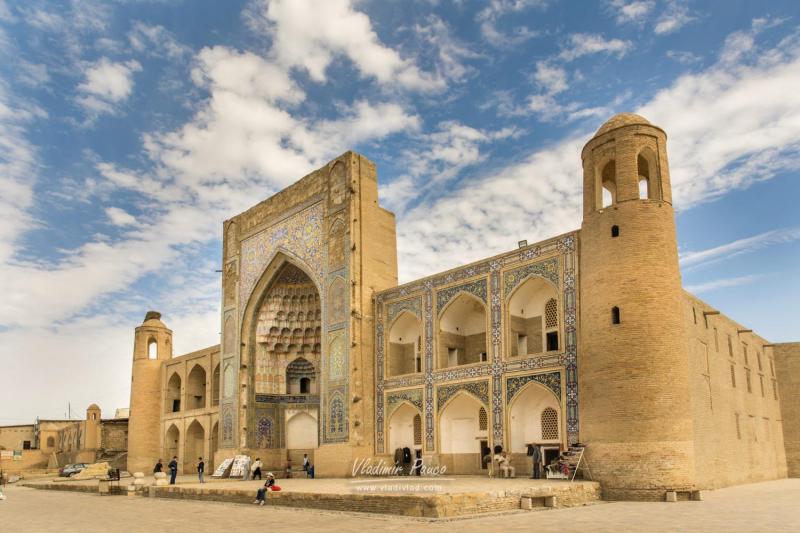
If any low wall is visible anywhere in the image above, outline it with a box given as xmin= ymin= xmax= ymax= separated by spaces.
xmin=25 ymin=479 xmax=601 ymax=517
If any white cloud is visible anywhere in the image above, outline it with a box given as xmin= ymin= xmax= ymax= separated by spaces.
xmin=381 ymin=121 xmax=518 ymax=214
xmin=17 ymin=60 xmax=50 ymax=87
xmin=684 ymin=275 xmax=761 ymax=294
xmin=128 ymin=21 xmax=190 ymax=59
xmin=105 ymin=207 xmax=137 ymax=227
xmin=666 ymin=50 xmax=701 ymax=65
xmin=77 ymin=58 xmax=141 ymax=116
xmin=412 ymin=15 xmax=483 ymax=83
xmin=476 ymin=0 xmax=544 ymax=47
xmin=680 ymin=228 xmax=800 ymax=270
xmin=248 ymin=0 xmax=443 ymax=91
xmin=609 ymin=0 xmax=655 ymax=25
xmin=393 ymin=22 xmax=800 ymax=282
xmin=533 ymin=60 xmax=568 ymax=94
xmin=654 ymin=1 xmax=695 ymax=35
xmin=559 ymin=33 xmax=633 ymax=61
xmin=0 ymin=84 xmax=42 ymax=266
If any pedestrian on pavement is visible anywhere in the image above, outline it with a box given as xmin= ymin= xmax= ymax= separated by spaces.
xmin=251 ymin=458 xmax=262 ymax=480
xmin=168 ymin=456 xmax=178 ymax=485
xmin=197 ymin=457 xmax=205 ymax=484
xmin=153 ymin=459 xmax=163 ymax=474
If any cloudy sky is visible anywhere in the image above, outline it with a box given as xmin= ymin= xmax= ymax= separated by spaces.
xmin=0 ymin=0 xmax=798 ymax=425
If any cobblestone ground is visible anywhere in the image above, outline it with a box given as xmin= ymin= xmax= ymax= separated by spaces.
xmin=1 ymin=479 xmax=799 ymax=533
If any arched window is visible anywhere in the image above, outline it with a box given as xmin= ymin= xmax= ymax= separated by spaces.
xmin=611 ymin=225 xmax=619 ymax=238
xmin=637 ymin=148 xmax=661 ymax=200
xmin=478 ymin=407 xmax=488 ymax=431
xmin=601 ymin=160 xmax=616 ymax=208
xmin=612 ymin=306 xmax=621 ymax=325
xmin=46 ymin=436 xmax=55 ymax=448
xmin=388 ymin=312 xmax=422 ymax=376
xmin=413 ymin=414 xmax=422 ymax=446
xmin=507 ymin=278 xmax=558 ymax=356
xmin=541 ymin=407 xmax=558 ymax=440
xmin=438 ymin=293 xmax=487 ymax=368
xmin=286 ymin=357 xmax=315 ymax=395
xmin=147 ymin=339 xmax=157 ymax=359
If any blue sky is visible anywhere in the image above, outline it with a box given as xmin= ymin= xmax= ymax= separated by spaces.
xmin=0 ymin=0 xmax=798 ymax=424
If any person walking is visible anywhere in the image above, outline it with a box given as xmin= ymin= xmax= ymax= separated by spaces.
xmin=153 ymin=459 xmax=163 ymax=474
xmin=530 ymin=445 xmax=542 ymax=479
xmin=251 ymin=458 xmax=263 ymax=480
xmin=168 ymin=456 xmax=178 ymax=485
xmin=197 ymin=457 xmax=205 ymax=484
xmin=302 ymin=453 xmax=309 ymax=474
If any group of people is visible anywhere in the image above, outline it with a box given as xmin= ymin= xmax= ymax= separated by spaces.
xmin=153 ymin=456 xmax=195 ymax=484
xmin=486 ymin=444 xmax=550 ymax=479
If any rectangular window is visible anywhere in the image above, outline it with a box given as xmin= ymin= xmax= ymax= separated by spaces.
xmin=742 ymin=343 xmax=748 ymax=365
xmin=479 ymin=352 xmax=488 ymax=362
xmin=728 ymin=335 xmax=734 ymax=357
xmin=772 ymin=379 xmax=778 ymax=400
xmin=447 ymin=348 xmax=458 ymax=367
xmin=172 ymin=399 xmax=181 ymax=413
xmin=746 ymin=369 xmax=752 ymax=393
xmin=23 ymin=440 xmax=31 ymax=450
xmin=757 ymin=352 xmax=763 ymax=371
xmin=517 ymin=334 xmax=528 ymax=356
xmin=714 ymin=327 xmax=719 ymax=352
xmin=769 ymin=358 xmax=775 ymax=377
xmin=735 ymin=413 xmax=741 ymax=440
xmin=546 ymin=331 xmax=559 ymax=351
xmin=730 ymin=365 xmax=736 ymax=388
xmin=760 ymin=375 xmax=765 ymax=397
xmin=692 ymin=307 xmax=697 ymax=324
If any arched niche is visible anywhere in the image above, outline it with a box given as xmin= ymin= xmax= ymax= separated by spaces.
xmin=438 ymin=392 xmax=487 ymax=473
xmin=438 ymin=293 xmax=488 ymax=369
xmin=165 ymin=372 xmax=182 ymax=413
xmin=388 ymin=402 xmax=422 ymax=453
xmin=637 ymin=147 xmax=661 ymax=200
xmin=186 ymin=364 xmax=207 ymax=410
xmin=184 ymin=420 xmax=205 ymax=473
xmin=165 ymin=424 xmax=180 ymax=463
xmin=387 ymin=311 xmax=422 ymax=377
xmin=507 ymin=276 xmax=560 ymax=356
xmin=508 ymin=381 xmax=562 ymax=454
xmin=241 ymin=253 xmax=322 ymax=396
xmin=286 ymin=411 xmax=318 ymax=450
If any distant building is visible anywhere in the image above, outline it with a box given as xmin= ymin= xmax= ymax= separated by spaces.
xmin=125 ymin=113 xmax=799 ymax=500
xmin=0 ymin=404 xmax=128 ymax=474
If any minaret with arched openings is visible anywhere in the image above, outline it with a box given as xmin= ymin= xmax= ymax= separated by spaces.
xmin=578 ymin=113 xmax=696 ymax=500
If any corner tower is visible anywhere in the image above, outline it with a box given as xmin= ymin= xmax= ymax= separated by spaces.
xmin=578 ymin=114 xmax=696 ymax=500
xmin=128 ymin=311 xmax=172 ymax=473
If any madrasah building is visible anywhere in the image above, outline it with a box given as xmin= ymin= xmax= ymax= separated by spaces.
xmin=126 ymin=113 xmax=800 ymax=501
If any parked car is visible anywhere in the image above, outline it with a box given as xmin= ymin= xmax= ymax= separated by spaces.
xmin=59 ymin=463 xmax=88 ymax=477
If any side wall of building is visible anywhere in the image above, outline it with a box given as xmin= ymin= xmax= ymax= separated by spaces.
xmin=683 ymin=292 xmax=787 ymax=489
xmin=774 ymin=342 xmax=800 ymax=477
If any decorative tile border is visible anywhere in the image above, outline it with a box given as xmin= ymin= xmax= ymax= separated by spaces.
xmin=436 ymin=380 xmax=490 ymax=411
xmin=502 ymin=257 xmax=559 ymax=297
xmin=387 ymin=297 xmax=422 ymax=326
xmin=386 ymin=389 xmax=423 ymax=417
xmin=506 ymin=371 xmax=561 ymax=403
xmin=435 ymin=278 xmax=488 ymax=313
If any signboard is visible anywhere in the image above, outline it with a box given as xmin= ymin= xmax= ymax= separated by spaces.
xmin=0 ymin=450 xmax=12 ymax=459
xmin=230 ymin=455 xmax=251 ymax=478
xmin=13 ymin=451 xmax=22 ymax=461
xmin=211 ymin=458 xmax=233 ymax=478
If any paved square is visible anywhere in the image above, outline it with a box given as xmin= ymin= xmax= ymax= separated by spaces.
xmin=2 ymin=479 xmax=799 ymax=532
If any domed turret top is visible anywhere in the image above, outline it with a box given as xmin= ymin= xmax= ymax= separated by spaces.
xmin=142 ymin=310 xmax=167 ymax=328
xmin=87 ymin=403 xmax=100 ymax=411
xmin=595 ymin=113 xmax=651 ymax=136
